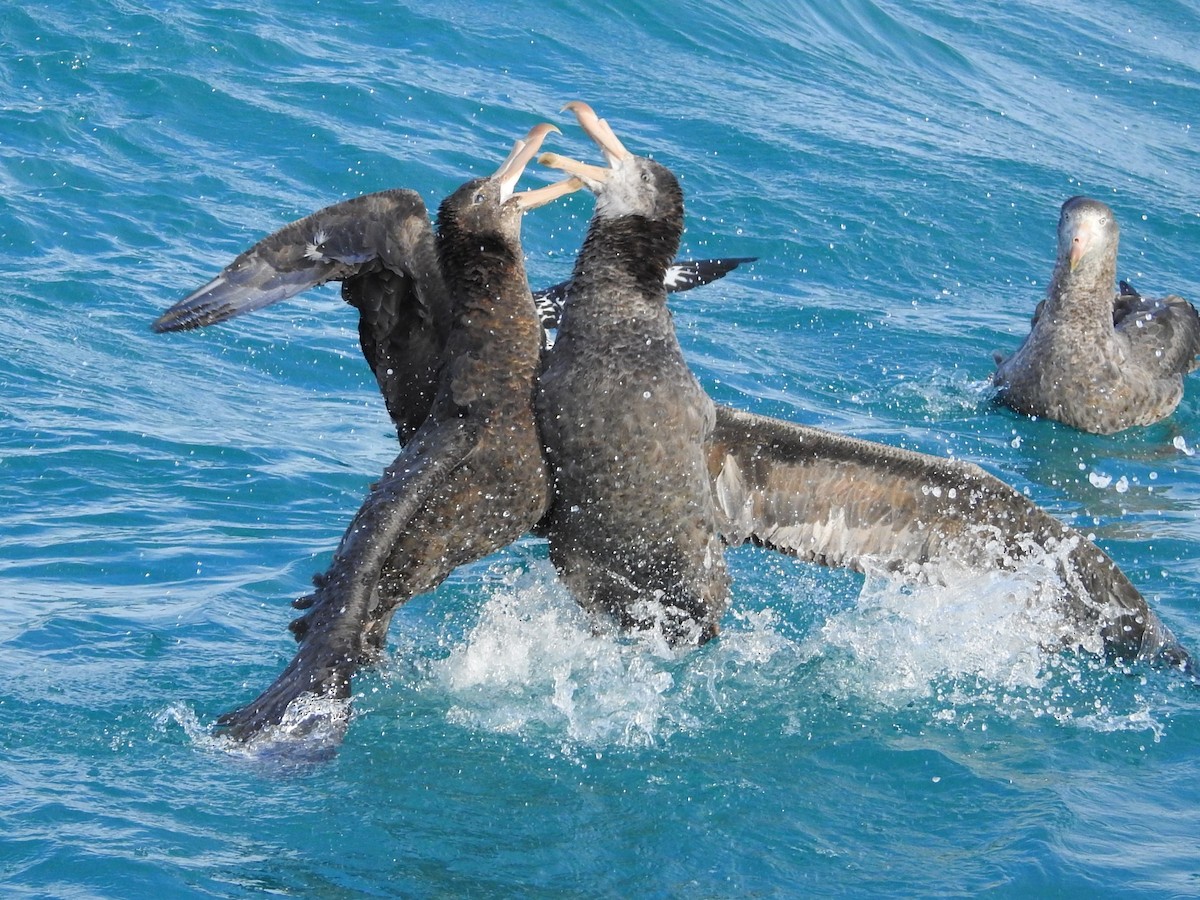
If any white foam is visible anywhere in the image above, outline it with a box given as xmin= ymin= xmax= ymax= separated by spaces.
xmin=159 ymin=547 xmax=1173 ymax=759
xmin=156 ymin=694 xmax=350 ymax=763
xmin=431 ymin=576 xmax=694 ymax=750
xmin=800 ymin=555 xmax=1171 ymax=737
xmin=419 ymin=566 xmax=818 ymax=753
xmin=810 ymin=562 xmax=1069 ymax=705
xmin=885 ymin=369 xmax=992 ymax=417
xmin=423 ymin=546 xmax=1183 ymax=746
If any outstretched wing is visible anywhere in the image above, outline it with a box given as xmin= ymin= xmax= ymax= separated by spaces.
xmin=532 ymin=256 xmax=757 ymax=330
xmin=152 ymin=189 xmax=437 ymax=331
xmin=215 ymin=418 xmax=481 ymax=741
xmin=707 ymin=405 xmax=1192 ymax=671
xmin=154 ymin=189 xmax=452 ymax=442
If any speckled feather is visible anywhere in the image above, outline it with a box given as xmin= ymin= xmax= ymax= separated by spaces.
xmin=538 ymin=155 xmax=731 ymax=645
xmin=707 ymin=406 xmax=1191 ymax=668
xmin=153 ymin=190 xmax=753 ymax=442
xmin=538 ymin=109 xmax=1192 ymax=669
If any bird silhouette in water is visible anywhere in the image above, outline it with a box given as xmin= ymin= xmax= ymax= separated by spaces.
xmin=537 ymin=102 xmax=1192 ymax=672
xmin=993 ymin=196 xmax=1200 ymax=434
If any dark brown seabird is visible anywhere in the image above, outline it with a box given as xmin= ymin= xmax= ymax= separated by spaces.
xmin=540 ymin=104 xmax=1193 ymax=672
xmin=537 ymin=103 xmax=729 ymax=645
xmin=214 ymin=125 xmax=579 ymax=739
xmin=993 ymin=196 xmax=1200 ymax=434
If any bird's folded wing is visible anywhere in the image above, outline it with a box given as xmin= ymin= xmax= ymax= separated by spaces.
xmin=1113 ymin=286 xmax=1200 ymax=376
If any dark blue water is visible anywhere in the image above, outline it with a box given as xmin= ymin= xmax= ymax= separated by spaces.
xmin=3 ymin=1 xmax=1199 ymax=896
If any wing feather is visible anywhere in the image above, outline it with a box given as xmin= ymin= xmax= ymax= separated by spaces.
xmin=215 ymin=419 xmax=481 ymax=740
xmin=152 ymin=189 xmax=434 ymax=333
xmin=532 ymin=257 xmax=757 ymax=331
xmin=708 ymin=405 xmax=1192 ymax=670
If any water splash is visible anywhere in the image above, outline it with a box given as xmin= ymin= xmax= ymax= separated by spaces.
xmin=156 ymin=695 xmax=350 ymax=765
xmin=430 ymin=576 xmax=698 ymax=751
xmin=805 ymin=556 xmax=1171 ymax=738
xmin=159 ymin=547 xmax=1177 ymax=763
xmin=414 ymin=548 xmax=1173 ymax=751
xmin=885 ymin=368 xmax=993 ymax=419
xmin=815 ymin=564 xmax=1064 ymax=702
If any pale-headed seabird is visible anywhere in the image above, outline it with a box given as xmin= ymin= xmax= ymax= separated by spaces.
xmin=537 ymin=103 xmax=730 ymax=645
xmin=993 ymin=196 xmax=1200 ymax=434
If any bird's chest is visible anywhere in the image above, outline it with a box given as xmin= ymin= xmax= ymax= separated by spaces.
xmin=542 ymin=334 xmax=711 ymax=449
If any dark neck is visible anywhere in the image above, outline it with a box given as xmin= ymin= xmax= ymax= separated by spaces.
xmin=573 ymin=215 xmax=680 ymax=299
xmin=438 ymin=224 xmax=519 ymax=295
xmin=436 ymin=228 xmax=542 ymax=396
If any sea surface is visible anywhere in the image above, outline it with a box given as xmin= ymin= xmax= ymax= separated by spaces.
xmin=2 ymin=0 xmax=1199 ymax=896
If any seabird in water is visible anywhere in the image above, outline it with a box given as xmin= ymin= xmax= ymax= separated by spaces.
xmin=538 ymin=104 xmax=1193 ymax=672
xmin=993 ymin=196 xmax=1200 ymax=434
xmin=213 ymin=125 xmax=579 ymax=739
xmin=537 ymin=102 xmax=730 ymax=645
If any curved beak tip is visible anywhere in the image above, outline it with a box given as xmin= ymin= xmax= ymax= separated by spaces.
xmin=525 ymin=122 xmax=560 ymax=141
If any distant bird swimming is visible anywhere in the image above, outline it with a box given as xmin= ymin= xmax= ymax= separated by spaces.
xmin=993 ymin=196 xmax=1200 ymax=434
xmin=538 ymin=104 xmax=1193 ymax=672
xmin=213 ymin=125 xmax=577 ymax=739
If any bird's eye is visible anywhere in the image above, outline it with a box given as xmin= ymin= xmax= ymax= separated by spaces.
xmin=473 ymin=191 xmax=486 ymax=205
xmin=1098 ymin=216 xmax=1108 ymax=225
xmin=640 ymin=172 xmax=651 ymax=184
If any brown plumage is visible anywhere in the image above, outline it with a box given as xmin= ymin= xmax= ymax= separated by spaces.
xmin=153 ymin=190 xmax=753 ymax=444
xmin=994 ymin=196 xmax=1200 ymax=434
xmin=707 ymin=406 xmax=1189 ymax=669
xmin=539 ymin=105 xmax=1192 ymax=672
xmin=214 ymin=126 xmax=578 ymax=739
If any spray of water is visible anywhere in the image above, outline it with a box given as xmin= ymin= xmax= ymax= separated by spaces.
xmin=159 ymin=546 xmax=1176 ymax=760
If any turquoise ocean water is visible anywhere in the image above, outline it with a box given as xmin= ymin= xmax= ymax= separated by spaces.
xmin=3 ymin=1 xmax=1199 ymax=895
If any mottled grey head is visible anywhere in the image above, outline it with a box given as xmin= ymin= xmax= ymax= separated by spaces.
xmin=435 ymin=124 xmax=580 ymax=304
xmin=1057 ymin=196 xmax=1119 ymax=275
xmin=437 ymin=123 xmax=580 ymax=245
xmin=538 ymin=101 xmax=684 ymax=227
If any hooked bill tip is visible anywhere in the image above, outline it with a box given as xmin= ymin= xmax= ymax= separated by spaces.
xmin=524 ymin=121 xmax=560 ymax=139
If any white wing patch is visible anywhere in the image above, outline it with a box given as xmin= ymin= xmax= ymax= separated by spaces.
xmin=304 ymin=228 xmax=329 ymax=262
